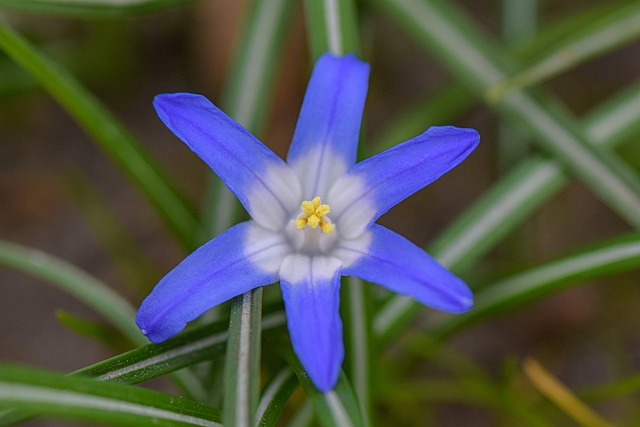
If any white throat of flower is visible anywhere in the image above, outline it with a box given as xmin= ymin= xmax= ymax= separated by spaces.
xmin=282 ymin=196 xmax=337 ymax=256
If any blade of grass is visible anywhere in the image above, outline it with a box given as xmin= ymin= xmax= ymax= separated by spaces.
xmin=0 ymin=364 xmax=221 ymax=427
xmin=0 ymin=24 xmax=200 ymax=249
xmin=523 ymin=358 xmax=614 ymax=427
xmin=80 ymin=310 xmax=285 ymax=384
xmin=0 ymin=0 xmax=198 ymax=17
xmin=494 ymin=2 xmax=640 ymax=97
xmin=288 ymin=354 xmax=365 ymax=427
xmin=304 ymin=3 xmax=371 ymax=424
xmin=256 ymin=369 xmax=299 ymax=427
xmin=63 ymin=170 xmax=159 ymax=292
xmin=0 ymin=240 xmax=144 ymax=345
xmin=341 ymin=278 xmax=371 ymax=427
xmin=373 ymin=44 xmax=640 ymax=345
xmin=223 ymin=289 xmax=263 ymax=427
xmin=304 ymin=0 xmax=359 ymax=58
xmin=0 ymin=310 xmax=286 ymax=426
xmin=369 ymin=84 xmax=474 ymax=154
xmin=212 ymin=0 xmax=295 ymax=424
xmin=202 ymin=0 xmax=295 ymax=238
xmin=376 ymin=0 xmax=640 ymax=229
xmin=429 ymin=233 xmax=640 ymax=342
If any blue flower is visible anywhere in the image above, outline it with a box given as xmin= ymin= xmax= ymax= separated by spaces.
xmin=136 ymin=53 xmax=479 ymax=392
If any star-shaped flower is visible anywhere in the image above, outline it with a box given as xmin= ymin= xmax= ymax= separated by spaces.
xmin=136 ymin=53 xmax=479 ymax=392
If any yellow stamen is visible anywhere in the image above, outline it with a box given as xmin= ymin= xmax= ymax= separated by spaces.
xmin=296 ymin=196 xmax=333 ymax=234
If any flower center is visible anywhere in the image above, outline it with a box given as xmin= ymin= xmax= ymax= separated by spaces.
xmin=295 ymin=196 xmax=333 ymax=234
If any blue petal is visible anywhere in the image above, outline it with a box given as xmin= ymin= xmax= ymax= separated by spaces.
xmin=136 ymin=221 xmax=288 ymax=343
xmin=279 ymin=254 xmax=343 ymax=392
xmin=154 ymin=93 xmax=301 ymax=231
xmin=329 ymin=126 xmax=479 ymax=238
xmin=287 ymin=53 xmax=370 ymax=197
xmin=339 ymin=224 xmax=473 ymax=313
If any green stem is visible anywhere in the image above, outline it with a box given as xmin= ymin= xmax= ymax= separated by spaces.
xmin=0 ymin=24 xmax=200 ymax=249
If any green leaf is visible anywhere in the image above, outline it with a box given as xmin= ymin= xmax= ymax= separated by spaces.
xmin=256 ymin=369 xmax=299 ymax=427
xmin=0 ymin=240 xmax=145 ymax=346
xmin=0 ymin=364 xmax=221 ymax=426
xmin=372 ymin=4 xmax=640 ymax=344
xmin=288 ymin=355 xmax=365 ymax=427
xmin=375 ymin=0 xmax=640 ymax=229
xmin=430 ymin=234 xmax=640 ymax=341
xmin=78 ymin=310 xmax=285 ymax=384
xmin=304 ymin=0 xmax=360 ymax=58
xmin=223 ymin=289 xmax=263 ymax=427
xmin=369 ymin=84 xmax=474 ymax=154
xmin=55 ymin=310 xmax=129 ymax=349
xmin=0 ymin=311 xmax=286 ymax=426
xmin=303 ymin=5 xmax=371 ymax=425
xmin=210 ymin=1 xmax=296 ymax=422
xmin=0 ymin=24 xmax=200 ymax=249
xmin=0 ymin=0 xmax=198 ymax=17
xmin=341 ymin=278 xmax=372 ymax=427
xmin=63 ymin=170 xmax=159 ymax=291
xmin=201 ymin=0 xmax=294 ymax=238
xmin=494 ymin=2 xmax=640 ymax=96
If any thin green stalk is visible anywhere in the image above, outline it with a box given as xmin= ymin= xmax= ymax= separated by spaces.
xmin=430 ymin=234 xmax=640 ymax=342
xmin=201 ymin=0 xmax=294 ymax=238
xmin=376 ymin=0 xmax=640 ymax=229
xmin=223 ymin=289 xmax=263 ymax=427
xmin=0 ymin=24 xmax=199 ymax=249
xmin=372 ymin=1 xmax=640 ymax=342
xmin=341 ymin=278 xmax=371 ymax=427
xmin=497 ymin=0 xmax=536 ymax=171
xmin=304 ymin=2 xmax=372 ymax=424
xmin=212 ymin=0 xmax=294 ymax=422
xmin=495 ymin=1 xmax=640 ymax=96
xmin=288 ymin=355 xmax=365 ymax=427
xmin=0 ymin=240 xmax=144 ymax=346
xmin=0 ymin=364 xmax=222 ymax=427
xmin=304 ymin=0 xmax=359 ymax=58
xmin=0 ymin=0 xmax=198 ymax=17
xmin=256 ymin=369 xmax=299 ymax=427
xmin=0 ymin=311 xmax=286 ymax=426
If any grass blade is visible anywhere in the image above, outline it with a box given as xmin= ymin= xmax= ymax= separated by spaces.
xmin=0 ymin=364 xmax=221 ymax=427
xmin=372 ymin=6 xmax=640 ymax=342
xmin=0 ymin=240 xmax=144 ymax=345
xmin=79 ymin=310 xmax=285 ymax=384
xmin=430 ymin=234 xmax=640 ymax=341
xmin=0 ymin=24 xmax=199 ymax=248
xmin=304 ymin=0 xmax=359 ymax=58
xmin=256 ymin=369 xmax=298 ymax=427
xmin=288 ymin=355 xmax=364 ymax=427
xmin=304 ymin=3 xmax=372 ymax=424
xmin=223 ymin=289 xmax=263 ymax=427
xmin=0 ymin=0 xmax=197 ymax=17
xmin=523 ymin=358 xmax=614 ymax=427
xmin=0 ymin=311 xmax=286 ymax=426
xmin=375 ymin=0 xmax=640 ymax=229
xmin=495 ymin=2 xmax=640 ymax=96
xmin=201 ymin=0 xmax=294 ymax=238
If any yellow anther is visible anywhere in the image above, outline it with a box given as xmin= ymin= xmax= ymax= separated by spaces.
xmin=320 ymin=220 xmax=334 ymax=234
xmin=307 ymin=214 xmax=321 ymax=228
xmin=296 ymin=196 xmax=333 ymax=234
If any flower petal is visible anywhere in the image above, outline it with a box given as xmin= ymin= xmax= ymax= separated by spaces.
xmin=136 ymin=221 xmax=288 ymax=343
xmin=329 ymin=126 xmax=479 ymax=238
xmin=336 ymin=224 xmax=473 ymax=313
xmin=287 ymin=53 xmax=370 ymax=197
xmin=279 ymin=254 xmax=343 ymax=392
xmin=154 ymin=93 xmax=301 ymax=231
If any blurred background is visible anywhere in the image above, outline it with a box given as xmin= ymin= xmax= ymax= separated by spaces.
xmin=1 ymin=0 xmax=639 ymax=425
